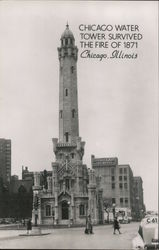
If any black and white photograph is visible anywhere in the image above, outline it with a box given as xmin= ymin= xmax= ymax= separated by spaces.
xmin=0 ymin=1 xmax=158 ymax=249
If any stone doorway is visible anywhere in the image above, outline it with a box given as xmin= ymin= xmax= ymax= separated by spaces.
xmin=61 ymin=200 xmax=69 ymax=220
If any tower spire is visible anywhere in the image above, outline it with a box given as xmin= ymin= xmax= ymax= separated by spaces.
xmin=58 ymin=25 xmax=79 ymax=143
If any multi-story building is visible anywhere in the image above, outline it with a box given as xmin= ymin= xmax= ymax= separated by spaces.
xmin=133 ymin=176 xmax=145 ymax=220
xmin=0 ymin=138 xmax=11 ymax=185
xmin=92 ymin=155 xmax=135 ymax=215
xmin=116 ymin=165 xmax=134 ymax=209
xmin=91 ymin=155 xmax=118 ymax=206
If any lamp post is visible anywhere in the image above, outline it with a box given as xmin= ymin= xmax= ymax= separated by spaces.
xmin=112 ymin=203 xmax=116 ymax=219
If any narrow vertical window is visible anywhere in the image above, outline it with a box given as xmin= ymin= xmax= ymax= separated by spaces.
xmin=60 ymin=110 xmax=63 ymax=118
xmin=71 ymin=66 xmax=74 ymax=73
xmin=120 ymin=198 xmax=123 ymax=204
xmin=65 ymin=38 xmax=68 ymax=45
xmin=72 ymin=109 xmax=75 ymax=118
xmin=65 ymin=89 xmax=68 ymax=96
xmin=66 ymin=179 xmax=70 ymax=190
xmin=46 ymin=205 xmax=51 ymax=216
xmin=79 ymin=204 xmax=85 ymax=216
xmin=125 ymin=198 xmax=128 ymax=204
xmin=65 ymin=132 xmax=69 ymax=142
xmin=112 ymin=198 xmax=116 ymax=204
xmin=112 ymin=183 xmax=115 ymax=189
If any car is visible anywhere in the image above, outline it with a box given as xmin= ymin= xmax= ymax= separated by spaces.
xmin=132 ymin=215 xmax=158 ymax=249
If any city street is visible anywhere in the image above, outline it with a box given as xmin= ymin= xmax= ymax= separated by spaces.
xmin=0 ymin=222 xmax=139 ymax=249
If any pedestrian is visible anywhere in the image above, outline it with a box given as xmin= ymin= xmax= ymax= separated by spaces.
xmin=85 ymin=215 xmax=93 ymax=234
xmin=27 ymin=219 xmax=32 ymax=235
xmin=113 ymin=217 xmax=121 ymax=234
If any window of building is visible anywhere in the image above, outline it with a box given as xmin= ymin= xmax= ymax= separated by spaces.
xmin=124 ymin=183 xmax=128 ymax=189
xmin=120 ymin=198 xmax=123 ymax=203
xmin=79 ymin=204 xmax=85 ymax=216
xmin=111 ymin=168 xmax=115 ymax=175
xmin=111 ymin=176 xmax=115 ymax=181
xmin=112 ymin=198 xmax=116 ymax=204
xmin=71 ymin=180 xmax=74 ymax=188
xmin=66 ymin=179 xmax=70 ymax=190
xmin=65 ymin=38 xmax=68 ymax=45
xmin=119 ymin=176 xmax=122 ymax=181
xmin=124 ymin=176 xmax=127 ymax=181
xmin=112 ymin=183 xmax=115 ymax=189
xmin=124 ymin=168 xmax=127 ymax=174
xmin=71 ymin=66 xmax=74 ymax=73
xmin=60 ymin=110 xmax=63 ymax=118
xmin=65 ymin=132 xmax=69 ymax=142
xmin=72 ymin=109 xmax=75 ymax=118
xmin=119 ymin=168 xmax=123 ymax=174
xmin=125 ymin=198 xmax=128 ymax=204
xmin=65 ymin=89 xmax=68 ymax=96
xmin=46 ymin=205 xmax=51 ymax=216
xmin=71 ymin=153 xmax=74 ymax=159
xmin=119 ymin=183 xmax=123 ymax=189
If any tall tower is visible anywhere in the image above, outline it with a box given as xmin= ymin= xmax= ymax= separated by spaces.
xmin=53 ymin=24 xmax=85 ymax=165
xmin=32 ymin=25 xmax=101 ymax=226
xmin=58 ymin=24 xmax=79 ymax=143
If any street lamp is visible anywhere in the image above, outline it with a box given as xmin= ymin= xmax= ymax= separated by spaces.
xmin=112 ymin=203 xmax=116 ymax=219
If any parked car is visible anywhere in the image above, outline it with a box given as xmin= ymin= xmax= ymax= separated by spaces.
xmin=132 ymin=214 xmax=158 ymax=249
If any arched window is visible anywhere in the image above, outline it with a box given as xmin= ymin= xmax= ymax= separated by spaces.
xmin=65 ymin=38 xmax=68 ymax=45
xmin=65 ymin=89 xmax=68 ymax=96
xmin=46 ymin=205 xmax=51 ymax=216
xmin=60 ymin=110 xmax=63 ymax=118
xmin=66 ymin=179 xmax=70 ymax=190
xmin=71 ymin=66 xmax=74 ymax=73
xmin=72 ymin=109 xmax=75 ymax=118
xmin=65 ymin=132 xmax=69 ymax=142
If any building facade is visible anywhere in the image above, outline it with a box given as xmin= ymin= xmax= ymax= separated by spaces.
xmin=133 ymin=176 xmax=145 ymax=220
xmin=0 ymin=138 xmax=11 ymax=185
xmin=92 ymin=155 xmax=135 ymax=215
xmin=32 ymin=25 xmax=103 ymax=226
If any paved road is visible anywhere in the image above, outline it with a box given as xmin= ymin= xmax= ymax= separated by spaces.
xmin=0 ymin=222 xmax=139 ymax=249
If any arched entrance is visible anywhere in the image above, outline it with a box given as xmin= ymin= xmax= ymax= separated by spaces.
xmin=61 ymin=200 xmax=69 ymax=220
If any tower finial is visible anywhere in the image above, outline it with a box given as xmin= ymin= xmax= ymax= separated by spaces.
xmin=66 ymin=22 xmax=69 ymax=29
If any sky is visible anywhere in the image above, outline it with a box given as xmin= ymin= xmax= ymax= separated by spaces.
xmin=0 ymin=1 xmax=158 ymax=211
